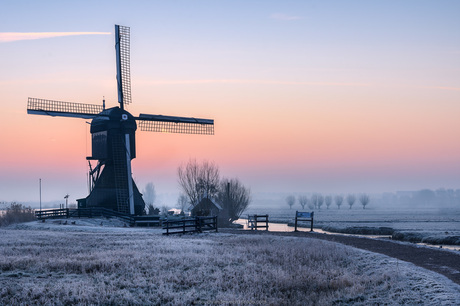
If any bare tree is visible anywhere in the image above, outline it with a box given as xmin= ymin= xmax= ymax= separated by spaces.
xmin=346 ymin=194 xmax=356 ymax=209
xmin=160 ymin=205 xmax=170 ymax=216
xmin=216 ymin=178 xmax=251 ymax=225
xmin=334 ymin=195 xmax=344 ymax=209
xmin=177 ymin=193 xmax=188 ymax=214
xmin=142 ymin=182 xmax=156 ymax=215
xmin=286 ymin=195 xmax=295 ymax=209
xmin=178 ymin=159 xmax=220 ymax=208
xmin=324 ymin=195 xmax=332 ymax=209
xmin=317 ymin=194 xmax=324 ymax=210
xmin=310 ymin=194 xmax=318 ymax=209
xmin=359 ymin=194 xmax=370 ymax=209
xmin=298 ymin=195 xmax=308 ymax=210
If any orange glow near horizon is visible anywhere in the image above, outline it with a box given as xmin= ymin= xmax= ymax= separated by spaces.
xmin=6 ymin=83 xmax=458 ymax=180
xmin=3 ymin=81 xmax=460 ymax=197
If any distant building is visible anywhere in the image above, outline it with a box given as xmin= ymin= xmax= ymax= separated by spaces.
xmin=191 ymin=197 xmax=222 ymax=216
xmin=191 ymin=197 xmax=229 ymax=227
xmin=167 ymin=208 xmax=182 ymax=215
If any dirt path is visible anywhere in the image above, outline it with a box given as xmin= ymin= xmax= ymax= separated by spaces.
xmin=221 ymin=229 xmax=460 ymax=285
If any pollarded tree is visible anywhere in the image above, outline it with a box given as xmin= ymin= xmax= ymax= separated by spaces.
xmin=324 ymin=195 xmax=332 ymax=210
xmin=346 ymin=194 xmax=356 ymax=209
xmin=310 ymin=194 xmax=318 ymax=209
xmin=177 ymin=159 xmax=220 ymax=208
xmin=359 ymin=194 xmax=370 ymax=209
xmin=298 ymin=195 xmax=308 ymax=210
xmin=216 ymin=178 xmax=251 ymax=224
xmin=335 ymin=195 xmax=344 ymax=209
xmin=317 ymin=194 xmax=324 ymax=210
xmin=286 ymin=195 xmax=295 ymax=209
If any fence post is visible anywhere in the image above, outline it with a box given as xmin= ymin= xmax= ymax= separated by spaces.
xmin=183 ymin=219 xmax=186 ymax=234
xmin=215 ymin=216 xmax=218 ymax=232
xmin=295 ymin=211 xmax=298 ymax=232
xmin=265 ymin=215 xmax=269 ymax=231
xmin=310 ymin=212 xmax=314 ymax=232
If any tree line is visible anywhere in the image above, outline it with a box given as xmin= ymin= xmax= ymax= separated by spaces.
xmin=380 ymin=188 xmax=460 ymax=208
xmin=286 ymin=193 xmax=370 ymax=210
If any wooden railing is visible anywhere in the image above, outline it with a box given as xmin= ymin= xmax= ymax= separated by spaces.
xmin=35 ymin=208 xmax=70 ymax=219
xmin=247 ymin=214 xmax=269 ymax=231
xmin=163 ymin=216 xmax=217 ymax=235
xmin=35 ymin=207 xmax=161 ymax=227
xmin=132 ymin=215 xmax=161 ymax=227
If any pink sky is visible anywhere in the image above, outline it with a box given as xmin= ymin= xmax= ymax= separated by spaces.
xmin=1 ymin=1 xmax=459 ymax=204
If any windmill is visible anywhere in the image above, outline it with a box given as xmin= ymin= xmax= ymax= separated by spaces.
xmin=27 ymin=25 xmax=214 ymax=215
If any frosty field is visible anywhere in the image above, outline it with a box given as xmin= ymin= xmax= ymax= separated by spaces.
xmin=1 ymin=220 xmax=459 ymax=305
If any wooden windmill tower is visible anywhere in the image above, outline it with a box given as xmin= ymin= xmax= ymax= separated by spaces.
xmin=27 ymin=25 xmax=214 ymax=215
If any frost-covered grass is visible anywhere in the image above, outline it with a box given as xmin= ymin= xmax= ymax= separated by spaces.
xmin=392 ymin=231 xmax=460 ymax=245
xmin=0 ymin=221 xmax=459 ymax=305
xmin=320 ymin=225 xmax=395 ymax=236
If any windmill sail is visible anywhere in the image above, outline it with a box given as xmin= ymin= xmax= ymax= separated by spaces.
xmin=136 ymin=113 xmax=214 ymax=135
xmin=27 ymin=97 xmax=103 ymax=119
xmin=115 ymin=25 xmax=131 ymax=109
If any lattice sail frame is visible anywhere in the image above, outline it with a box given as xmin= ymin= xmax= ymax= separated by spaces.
xmin=27 ymin=97 xmax=103 ymax=119
xmin=137 ymin=120 xmax=214 ymax=135
xmin=115 ymin=25 xmax=131 ymax=107
xmin=136 ymin=113 xmax=214 ymax=135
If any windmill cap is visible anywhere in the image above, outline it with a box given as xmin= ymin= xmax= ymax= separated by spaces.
xmin=90 ymin=107 xmax=137 ymax=133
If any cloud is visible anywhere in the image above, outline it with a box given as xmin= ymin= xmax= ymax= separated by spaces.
xmin=0 ymin=32 xmax=111 ymax=43
xmin=270 ymin=13 xmax=301 ymax=21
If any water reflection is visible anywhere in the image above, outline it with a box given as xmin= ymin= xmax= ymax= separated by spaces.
xmin=235 ymin=219 xmax=460 ymax=252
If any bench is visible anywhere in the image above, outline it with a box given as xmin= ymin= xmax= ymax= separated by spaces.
xmin=295 ymin=211 xmax=314 ymax=232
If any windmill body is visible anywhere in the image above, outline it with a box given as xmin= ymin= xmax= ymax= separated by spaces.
xmin=27 ymin=25 xmax=214 ymax=215
xmin=85 ymin=106 xmax=142 ymax=215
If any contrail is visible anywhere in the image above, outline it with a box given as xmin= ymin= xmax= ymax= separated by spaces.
xmin=0 ymin=32 xmax=111 ymax=43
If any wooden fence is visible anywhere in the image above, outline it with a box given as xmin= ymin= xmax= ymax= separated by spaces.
xmin=247 ymin=214 xmax=269 ymax=231
xmin=163 ymin=216 xmax=218 ymax=235
xmin=35 ymin=208 xmax=70 ymax=219
xmin=35 ymin=208 xmax=161 ymax=227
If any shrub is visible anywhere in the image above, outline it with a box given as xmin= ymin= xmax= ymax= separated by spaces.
xmin=0 ymin=202 xmax=36 ymax=226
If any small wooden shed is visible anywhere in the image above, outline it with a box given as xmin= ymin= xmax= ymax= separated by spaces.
xmin=191 ymin=197 xmax=230 ymax=227
xmin=191 ymin=197 xmax=222 ymax=217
